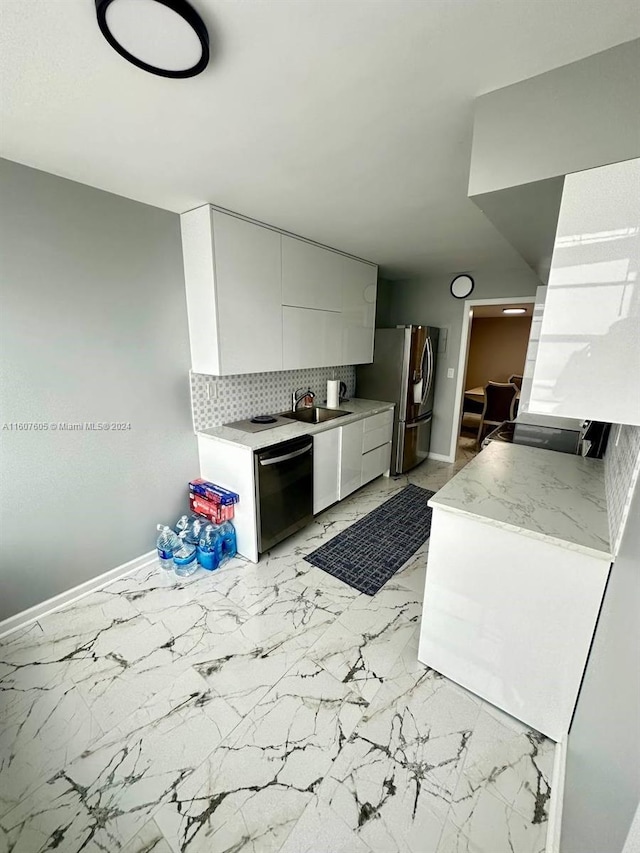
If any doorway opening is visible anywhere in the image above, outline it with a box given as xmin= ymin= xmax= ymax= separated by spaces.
xmin=450 ymin=297 xmax=535 ymax=461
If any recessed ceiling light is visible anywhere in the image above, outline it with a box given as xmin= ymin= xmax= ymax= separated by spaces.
xmin=95 ymin=0 xmax=209 ymax=79
xmin=503 ymin=308 xmax=526 ymax=315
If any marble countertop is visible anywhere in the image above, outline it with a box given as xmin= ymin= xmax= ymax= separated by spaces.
xmin=197 ymin=398 xmax=395 ymax=451
xmin=429 ymin=441 xmax=611 ymax=560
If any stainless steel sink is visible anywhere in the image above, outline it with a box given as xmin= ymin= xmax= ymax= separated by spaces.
xmin=280 ymin=407 xmax=351 ymax=424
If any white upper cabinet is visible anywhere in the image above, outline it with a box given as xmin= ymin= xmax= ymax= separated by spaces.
xmin=181 ymin=205 xmax=378 ymax=376
xmin=282 ymin=306 xmax=343 ymax=369
xmin=529 ymin=158 xmax=640 ymax=425
xmin=181 ymin=207 xmax=282 ymax=375
xmin=212 ymin=212 xmax=283 ymax=375
xmin=281 ymin=236 xmax=343 ymax=311
xmin=342 ymin=256 xmax=377 ymax=364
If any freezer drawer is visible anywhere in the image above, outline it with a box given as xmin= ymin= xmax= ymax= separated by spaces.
xmin=396 ymin=415 xmax=432 ymax=474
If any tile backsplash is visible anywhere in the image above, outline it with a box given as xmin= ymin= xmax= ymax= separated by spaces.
xmin=604 ymin=423 xmax=640 ymax=555
xmin=190 ymin=366 xmax=357 ymax=432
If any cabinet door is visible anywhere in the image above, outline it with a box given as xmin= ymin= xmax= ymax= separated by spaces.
xmin=529 ymin=158 xmax=640 ymax=425
xmin=282 ymin=236 xmax=343 ymax=312
xmin=339 ymin=420 xmax=363 ymax=499
xmin=213 ymin=211 xmax=283 ymax=375
xmin=282 ymin=306 xmax=343 ymax=369
xmin=313 ymin=429 xmax=340 ymax=514
xmin=342 ymin=258 xmax=377 ymax=364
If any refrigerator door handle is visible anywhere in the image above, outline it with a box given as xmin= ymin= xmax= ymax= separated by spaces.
xmin=406 ymin=413 xmax=433 ymax=428
xmin=422 ymin=336 xmax=434 ymax=407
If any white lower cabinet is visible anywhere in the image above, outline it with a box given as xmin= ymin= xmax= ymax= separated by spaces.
xmin=362 ymin=409 xmax=394 ymax=454
xmin=361 ymin=443 xmax=392 ymax=485
xmin=339 ymin=420 xmax=364 ymax=500
xmin=337 ymin=411 xmax=393 ymax=503
xmin=419 ymin=508 xmax=611 ymax=741
xmin=313 ymin=429 xmax=341 ymax=514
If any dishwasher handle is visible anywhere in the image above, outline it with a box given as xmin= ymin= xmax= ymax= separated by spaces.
xmin=258 ymin=443 xmax=313 ymax=466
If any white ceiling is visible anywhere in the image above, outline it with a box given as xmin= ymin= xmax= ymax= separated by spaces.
xmin=1 ymin=1 xmax=638 ymax=279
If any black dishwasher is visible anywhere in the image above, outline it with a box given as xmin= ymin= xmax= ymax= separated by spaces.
xmin=254 ymin=435 xmax=313 ymax=553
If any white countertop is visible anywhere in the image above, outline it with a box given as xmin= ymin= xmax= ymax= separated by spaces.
xmin=429 ymin=441 xmax=611 ymax=560
xmin=197 ymin=398 xmax=395 ymax=451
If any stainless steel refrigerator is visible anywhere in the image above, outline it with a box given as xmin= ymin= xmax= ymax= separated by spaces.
xmin=356 ymin=325 xmax=439 ymax=475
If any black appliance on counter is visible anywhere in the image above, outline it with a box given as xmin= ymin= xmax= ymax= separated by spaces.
xmin=254 ymin=435 xmax=313 ymax=553
xmin=482 ymin=419 xmax=611 ymax=458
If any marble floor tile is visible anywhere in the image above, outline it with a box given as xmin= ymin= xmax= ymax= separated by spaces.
xmin=307 ymin=583 xmax=421 ymax=704
xmin=436 ymin=789 xmax=548 ymax=853
xmin=121 ymin=820 xmax=174 ymax=853
xmin=0 ymin=668 xmax=241 ymax=852
xmin=448 ymin=707 xmax=553 ymax=831
xmin=0 ymin=450 xmax=550 ymax=853
xmin=154 ymin=658 xmax=367 ymax=853
xmin=277 ymin=798 xmax=373 ymax=853
xmin=314 ymin=664 xmax=482 ymax=852
xmin=0 ymin=682 xmax=101 ymax=819
xmin=191 ymin=578 xmax=349 ymax=716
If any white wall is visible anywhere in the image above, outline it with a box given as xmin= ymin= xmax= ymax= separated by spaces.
xmin=469 ymin=39 xmax=640 ymax=196
xmin=383 ymin=267 xmax=541 ymax=458
xmin=561 ymin=467 xmax=640 ymax=853
xmin=0 ymin=159 xmax=198 ymax=620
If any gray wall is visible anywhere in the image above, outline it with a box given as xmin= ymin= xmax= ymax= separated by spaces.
xmin=469 ymin=39 xmax=640 ymax=196
xmin=383 ymin=267 xmax=541 ymax=458
xmin=0 ymin=159 xmax=197 ymax=620
xmin=375 ymin=278 xmax=394 ymax=328
xmin=561 ymin=476 xmax=640 ymax=853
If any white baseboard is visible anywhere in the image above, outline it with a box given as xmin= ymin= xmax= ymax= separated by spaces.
xmin=428 ymin=451 xmax=455 ymax=463
xmin=0 ymin=550 xmax=156 ymax=641
xmin=547 ymin=735 xmax=567 ymax=853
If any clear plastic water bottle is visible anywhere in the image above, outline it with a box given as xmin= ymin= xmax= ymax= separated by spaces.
xmin=156 ymin=524 xmax=181 ymax=571
xmin=197 ymin=524 xmax=223 ymax=571
xmin=175 ymin=514 xmax=191 ymax=536
xmin=175 ymin=514 xmax=208 ymax=545
xmin=173 ymin=531 xmax=198 ymax=577
xmin=218 ymin=521 xmax=237 ymax=566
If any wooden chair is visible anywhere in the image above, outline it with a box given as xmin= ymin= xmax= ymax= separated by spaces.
xmin=508 ymin=374 xmax=523 ymax=390
xmin=478 ymin=382 xmax=518 ymax=447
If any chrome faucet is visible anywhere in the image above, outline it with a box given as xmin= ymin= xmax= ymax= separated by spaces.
xmin=292 ymin=387 xmax=316 ymax=411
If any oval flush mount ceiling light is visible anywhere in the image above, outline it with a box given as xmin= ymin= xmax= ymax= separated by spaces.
xmin=95 ymin=0 xmax=209 ymax=78
xmin=502 ymin=308 xmax=526 ymax=314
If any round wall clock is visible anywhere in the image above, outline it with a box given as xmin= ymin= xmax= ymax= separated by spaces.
xmin=450 ymin=274 xmax=475 ymax=299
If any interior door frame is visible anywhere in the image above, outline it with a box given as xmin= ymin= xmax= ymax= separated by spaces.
xmin=448 ymin=296 xmax=536 ymax=462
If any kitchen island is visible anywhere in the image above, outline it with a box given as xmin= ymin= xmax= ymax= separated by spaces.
xmin=418 ymin=441 xmax=611 ymax=741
